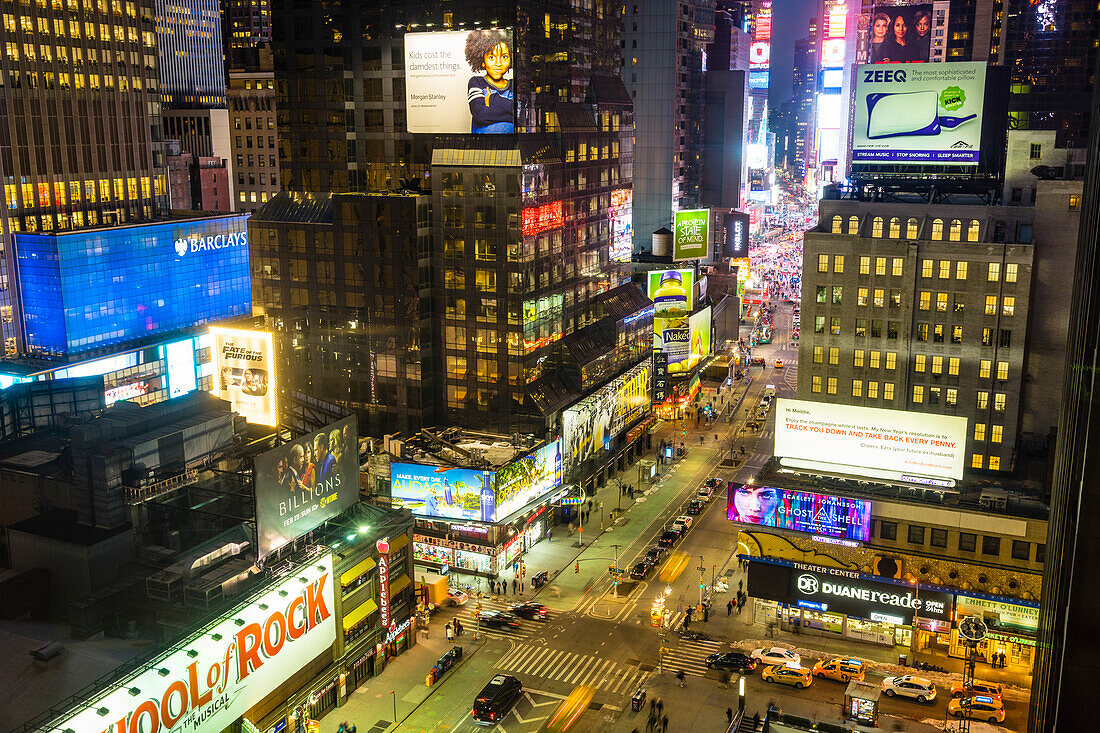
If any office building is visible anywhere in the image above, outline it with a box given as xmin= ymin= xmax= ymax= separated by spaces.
xmin=1003 ymin=130 xmax=1087 ymax=206
xmin=797 ymin=189 xmax=1080 ymax=473
xmin=264 ymin=2 xmax=647 ymax=438
xmin=228 ymin=64 xmax=280 ymax=212
xmin=1028 ymin=53 xmax=1100 ymax=733
xmin=789 ymin=21 xmax=817 ymax=174
xmin=220 ymin=0 xmax=272 ymax=71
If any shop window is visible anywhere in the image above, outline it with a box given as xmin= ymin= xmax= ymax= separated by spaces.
xmin=930 ymin=528 xmax=948 ymax=548
xmin=959 ymin=532 xmax=977 ymax=552
xmin=880 ymin=521 xmax=897 ymax=540
xmin=907 ymin=525 xmax=925 ymax=545
xmin=982 ymin=536 xmax=1001 ymax=557
xmin=1011 ymin=540 xmax=1031 ymax=561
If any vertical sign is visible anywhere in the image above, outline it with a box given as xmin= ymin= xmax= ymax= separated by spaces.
xmin=653 ymin=351 xmax=669 ymax=403
xmin=377 ymin=538 xmax=391 ymax=631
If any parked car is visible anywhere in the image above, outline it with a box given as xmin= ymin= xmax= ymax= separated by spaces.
xmin=812 ymin=658 xmax=865 ymax=683
xmin=479 ymin=611 xmax=521 ymax=629
xmin=657 ymin=530 xmax=680 ymax=548
xmin=705 ymin=652 xmax=757 ymax=673
xmin=644 ymin=546 xmax=667 ymax=565
xmin=947 ymin=696 xmax=1005 ymax=723
xmin=761 ymin=663 xmax=813 ymax=688
xmin=950 ymin=680 xmax=1003 ymax=700
xmin=508 ymin=602 xmax=549 ymax=620
xmin=630 ymin=562 xmax=652 ymax=579
xmin=686 ymin=499 xmax=705 ymax=515
xmin=751 ymin=647 xmax=801 ymax=667
xmin=881 ymin=675 xmax=937 ymax=703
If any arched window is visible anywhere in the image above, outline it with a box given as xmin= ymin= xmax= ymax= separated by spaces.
xmin=848 ymin=215 xmax=860 ymax=235
xmin=931 ymin=218 xmax=944 ymax=240
xmin=968 ymin=220 xmax=981 ymax=242
xmin=872 ymin=216 xmax=884 ymax=238
xmin=949 ymin=219 xmax=962 ymax=241
xmin=906 ymin=218 xmax=919 ymax=239
xmin=889 ymin=217 xmax=901 ymax=238
xmin=831 ymin=215 xmax=842 ymax=234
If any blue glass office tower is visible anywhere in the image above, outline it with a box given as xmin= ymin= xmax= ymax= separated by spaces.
xmin=15 ymin=215 xmax=250 ymax=358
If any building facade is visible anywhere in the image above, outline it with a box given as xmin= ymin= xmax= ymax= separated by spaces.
xmin=228 ymin=67 xmax=280 ymax=212
xmin=796 ymin=195 xmax=1078 ymax=473
xmin=153 ymin=0 xmax=225 ymax=108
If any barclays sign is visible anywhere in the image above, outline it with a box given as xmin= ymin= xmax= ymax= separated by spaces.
xmin=174 ymin=230 xmax=249 ymax=257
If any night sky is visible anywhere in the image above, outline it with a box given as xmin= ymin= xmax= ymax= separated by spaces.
xmin=769 ymin=0 xmax=819 ymax=108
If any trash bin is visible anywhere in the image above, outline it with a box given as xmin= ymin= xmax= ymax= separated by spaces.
xmin=898 ymin=654 xmax=907 ymax=666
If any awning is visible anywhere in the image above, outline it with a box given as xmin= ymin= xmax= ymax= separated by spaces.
xmin=342 ymin=598 xmax=379 ymax=631
xmin=389 ymin=574 xmax=411 ymax=597
xmin=389 ymin=534 xmax=410 ymax=553
xmin=340 ymin=556 xmax=376 ymax=587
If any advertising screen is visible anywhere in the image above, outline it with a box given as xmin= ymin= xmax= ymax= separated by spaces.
xmin=868 ymin=4 xmax=933 ymax=64
xmin=608 ymin=188 xmax=633 ymax=262
xmin=562 ymin=361 xmax=651 ymax=474
xmin=727 ymin=484 xmax=872 ymax=541
xmin=774 ymin=398 xmax=967 ymax=480
xmin=404 ymin=29 xmax=515 ymax=134
xmin=49 ymin=553 xmax=336 ymax=733
xmin=724 ymin=212 xmax=750 ymax=257
xmin=254 ymin=416 xmax=360 ymax=558
xmin=673 ymin=209 xmax=710 ymax=261
xmin=391 ymin=440 xmax=563 ymax=523
xmin=646 ymin=269 xmax=696 ymax=309
xmin=852 ymin=62 xmax=987 ymax=165
xmin=689 ymin=306 xmax=712 ymax=366
xmin=210 ymin=327 xmax=277 ymax=426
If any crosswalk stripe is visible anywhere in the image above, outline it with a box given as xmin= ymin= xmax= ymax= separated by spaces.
xmin=531 ymin=649 xmax=567 ymax=677
xmin=503 ymin=644 xmax=540 ymax=670
xmin=565 ymin=655 xmax=597 ymax=685
xmin=582 ymin=659 xmax=614 ymax=688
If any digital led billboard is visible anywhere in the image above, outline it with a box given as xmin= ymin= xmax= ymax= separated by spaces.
xmin=774 ymin=398 xmax=968 ymax=480
xmin=391 ymin=439 xmax=563 ymax=523
xmin=254 ymin=416 xmax=360 ymax=558
xmin=562 ymin=361 xmax=651 ymax=474
xmin=724 ymin=212 xmax=750 ymax=257
xmin=852 ymin=62 xmax=986 ymax=165
xmin=210 ymin=327 xmax=277 ymax=426
xmin=672 ymin=209 xmax=710 ymax=261
xmin=608 ymin=188 xmax=633 ymax=262
xmin=868 ymin=4 xmax=932 ymax=64
xmin=727 ymin=484 xmax=872 ymax=541
xmin=689 ymin=306 xmax=711 ymax=366
xmin=404 ymin=29 xmax=515 ymax=134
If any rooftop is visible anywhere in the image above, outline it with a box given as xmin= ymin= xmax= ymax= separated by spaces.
xmin=388 ymin=428 xmax=545 ymax=471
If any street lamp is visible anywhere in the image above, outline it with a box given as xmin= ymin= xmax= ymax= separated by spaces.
xmin=909 ymin=578 xmax=919 ymax=654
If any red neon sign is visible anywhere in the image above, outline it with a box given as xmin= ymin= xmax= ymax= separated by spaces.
xmin=522 ymin=201 xmax=564 ymax=237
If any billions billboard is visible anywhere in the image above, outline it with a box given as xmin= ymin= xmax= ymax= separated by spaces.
xmin=210 ymin=327 xmax=277 ymax=426
xmin=48 ymin=554 xmax=336 ymax=733
xmin=562 ymin=361 xmax=651 ymax=474
xmin=390 ymin=439 xmax=563 ymax=523
xmin=868 ymin=4 xmax=932 ymax=64
xmin=254 ymin=416 xmax=360 ymax=558
xmin=672 ymin=209 xmax=710 ymax=261
xmin=404 ymin=29 xmax=515 ymax=134
xmin=727 ymin=484 xmax=872 ymax=541
xmin=852 ymin=62 xmax=986 ymax=165
xmin=774 ymin=398 xmax=968 ymax=480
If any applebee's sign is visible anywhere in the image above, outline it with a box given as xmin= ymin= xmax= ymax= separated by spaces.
xmin=48 ymin=555 xmax=336 ymax=733
xmin=377 ymin=538 xmax=391 ymax=631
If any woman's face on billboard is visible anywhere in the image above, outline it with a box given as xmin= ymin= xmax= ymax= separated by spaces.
xmin=733 ymin=485 xmax=780 ymax=523
xmin=872 ymin=17 xmax=889 ymax=40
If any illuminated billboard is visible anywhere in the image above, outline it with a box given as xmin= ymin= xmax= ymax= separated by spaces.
xmin=727 ymin=484 xmax=872 ymax=541
xmin=523 ymin=200 xmax=564 ymax=237
xmin=723 ymin=212 xmax=750 ymax=257
xmin=254 ymin=416 xmax=360 ymax=558
xmin=689 ymin=306 xmax=711 ymax=366
xmin=646 ymin=269 xmax=696 ymax=310
xmin=750 ymin=3 xmax=771 ymax=70
xmin=852 ymin=62 xmax=986 ymax=165
xmin=391 ymin=439 xmax=563 ymax=523
xmin=562 ymin=361 xmax=651 ymax=474
xmin=210 ymin=327 xmax=277 ymax=426
xmin=48 ymin=553 xmax=336 ymax=733
xmin=404 ymin=29 xmax=515 ymax=134
xmin=672 ymin=209 xmax=710 ymax=261
xmin=648 ymin=269 xmax=694 ymax=374
xmin=868 ymin=4 xmax=932 ymax=64
xmin=608 ymin=188 xmax=633 ymax=262
xmin=774 ymin=398 xmax=967 ymax=481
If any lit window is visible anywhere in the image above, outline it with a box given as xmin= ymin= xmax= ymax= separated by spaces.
xmin=988 ymin=262 xmax=1001 ymax=281
xmin=952 ymin=326 xmax=963 ymax=343
xmin=882 ymin=382 xmax=893 ymax=400
xmin=994 ymin=393 xmax=1006 ymax=411
xmin=972 ymin=454 xmax=984 ymax=469
xmin=921 ymin=259 xmax=933 ymax=278
xmin=812 ymin=376 xmax=822 ymax=393
xmin=974 ymin=423 xmax=986 ymax=441
xmin=892 ymin=258 xmax=904 ymax=276
xmin=888 ymin=217 xmax=901 ymax=238
xmin=818 ymin=254 xmax=829 ymax=272
xmin=985 ymin=296 xmax=997 ymax=315
xmin=931 ymin=219 xmax=944 ymax=240
xmin=919 ymin=292 xmax=931 ymax=310
xmin=831 ymin=215 xmax=842 ymax=233
xmin=949 ymin=219 xmax=962 ymax=241
xmin=854 ymin=350 xmax=865 ymax=367
xmin=859 ymin=256 xmax=871 ymax=274
xmin=834 ymin=255 xmax=845 ymax=273
xmin=915 ymin=355 xmax=926 ymax=372
xmin=858 ymin=288 xmax=869 ymax=306
xmin=1002 ymin=296 xmax=1015 ymax=316
xmin=967 ymin=220 xmax=980 ymax=241
xmin=831 ymin=317 xmax=842 ymax=335
xmin=832 ymin=286 xmax=843 ymax=304
xmin=936 ymin=293 xmax=948 ymax=311
xmin=946 ymin=388 xmax=957 ymax=406
xmin=939 ymin=260 xmax=951 ymax=279
xmin=1005 ymin=263 xmax=1018 ymax=283
xmin=913 ymin=385 xmax=924 ymax=403
xmin=906 ymin=218 xmax=918 ymax=239
xmin=813 ymin=346 xmax=823 ymax=363
xmin=932 ymin=356 xmax=943 ymax=374
xmin=847 ymin=216 xmax=859 ymax=234
xmin=852 ymin=379 xmax=863 ymax=397
xmin=956 ymin=261 xmax=968 ymax=279
xmin=977 ymin=391 xmax=989 ymax=409
xmin=954 ymin=294 xmax=965 ymax=312
xmin=870 ymin=351 xmax=881 ymax=369
xmin=949 ymin=357 xmax=960 ymax=375
xmin=874 ymin=289 xmax=885 ymax=307
xmin=829 ymin=347 xmax=839 ymax=365
xmin=872 ymin=217 xmax=883 ymax=237
xmin=868 ymin=381 xmax=880 ymax=399
xmin=885 ymin=352 xmax=896 ymax=370
xmin=1069 ymin=195 xmax=1080 ymax=211
xmin=827 ymin=377 xmax=837 ymax=395
xmin=989 ymin=456 xmax=1001 ymax=470
xmin=875 ymin=257 xmax=887 ymax=276
xmin=997 ymin=361 xmax=1009 ymax=380
xmin=991 ymin=425 xmax=1003 ymax=443
xmin=980 ymin=360 xmax=992 ymax=378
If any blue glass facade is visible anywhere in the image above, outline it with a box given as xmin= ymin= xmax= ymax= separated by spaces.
xmin=15 ymin=216 xmax=251 ymax=357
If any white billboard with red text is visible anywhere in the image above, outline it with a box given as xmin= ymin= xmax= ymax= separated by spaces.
xmin=46 ymin=553 xmax=336 ymax=733
xmin=774 ymin=398 xmax=966 ymax=481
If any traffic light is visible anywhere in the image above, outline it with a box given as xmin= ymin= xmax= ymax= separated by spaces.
xmin=575 ymin=562 xmax=580 ymax=573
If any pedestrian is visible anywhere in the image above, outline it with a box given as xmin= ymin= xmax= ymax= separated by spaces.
xmin=650 ymin=698 xmax=656 ymax=716
xmin=646 ymin=712 xmax=655 ymax=733
xmin=656 ymin=698 xmax=663 ymax=718
xmin=703 ymin=606 xmax=709 ymax=622
xmin=547 ymin=529 xmax=553 ymax=542
xmin=455 ymin=618 xmax=463 ymax=635
xmin=726 ymin=708 xmax=734 ymax=725
xmin=520 ymin=581 xmax=524 ymax=593
xmin=661 ymin=714 xmax=668 ymax=733
xmin=513 ymin=578 xmax=518 ymax=593
xmin=737 ymin=599 xmax=744 ymax=615
xmin=738 ymin=579 xmax=744 ymax=593
xmin=727 ymin=600 xmax=733 ymax=616
xmin=445 ymin=623 xmax=453 ymax=641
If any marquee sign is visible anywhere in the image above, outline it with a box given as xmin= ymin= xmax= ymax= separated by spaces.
xmin=48 ymin=554 xmax=336 ymax=733
xmin=377 ymin=539 xmax=392 ymax=631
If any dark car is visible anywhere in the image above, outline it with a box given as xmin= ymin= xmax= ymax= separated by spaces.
xmin=630 ymin=562 xmax=651 ymax=579
xmin=686 ymin=499 xmax=705 ymax=515
xmin=479 ymin=611 xmax=521 ymax=629
xmin=473 ymin=674 xmax=523 ymax=726
xmin=658 ymin=530 xmax=680 ymax=548
xmin=703 ymin=477 xmax=723 ymax=489
xmin=706 ymin=652 xmax=757 ymax=673
xmin=644 ymin=546 xmax=666 ymax=565
xmin=509 ymin=602 xmax=549 ymax=620
xmin=530 ymin=570 xmax=550 ymax=588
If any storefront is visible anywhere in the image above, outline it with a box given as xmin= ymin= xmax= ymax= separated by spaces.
xmin=746 ymin=557 xmax=953 ymax=649
xmin=943 ymin=593 xmax=1039 ymax=672
xmin=411 ymin=505 xmax=549 ymax=580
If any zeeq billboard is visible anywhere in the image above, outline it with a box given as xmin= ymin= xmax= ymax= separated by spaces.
xmin=255 ymin=416 xmax=360 ymax=558
xmin=774 ymin=398 xmax=967 ymax=480
xmin=405 ymin=29 xmax=515 ymax=134
xmin=49 ymin=555 xmax=336 ymax=733
xmin=852 ymin=62 xmax=986 ymax=165
xmin=673 ymin=209 xmax=710 ymax=261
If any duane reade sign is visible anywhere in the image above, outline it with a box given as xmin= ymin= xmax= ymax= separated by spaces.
xmin=774 ymin=398 xmax=967 ymax=481
xmin=47 ymin=554 xmax=337 ymax=733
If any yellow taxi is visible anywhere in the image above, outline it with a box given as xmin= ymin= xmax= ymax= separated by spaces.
xmin=947 ymin=696 xmax=1006 ymax=724
xmin=774 ymin=359 xmax=784 ymax=368
xmin=761 ymin=663 xmax=813 ymax=689
xmin=811 ymin=657 xmax=865 ymax=683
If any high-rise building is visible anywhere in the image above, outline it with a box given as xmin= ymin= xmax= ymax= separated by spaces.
xmin=261 ymin=2 xmax=647 ymax=437
xmin=220 ymin=0 xmax=271 ymax=71
xmin=1027 ymin=52 xmax=1100 ymax=733
xmin=228 ymin=62 xmax=280 ymax=213
xmin=790 ymin=23 xmax=818 ymax=174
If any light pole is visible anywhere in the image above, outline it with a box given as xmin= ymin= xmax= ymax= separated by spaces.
xmin=698 ymin=555 xmax=706 ymax=609
xmin=909 ymin=578 xmax=919 ymax=654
